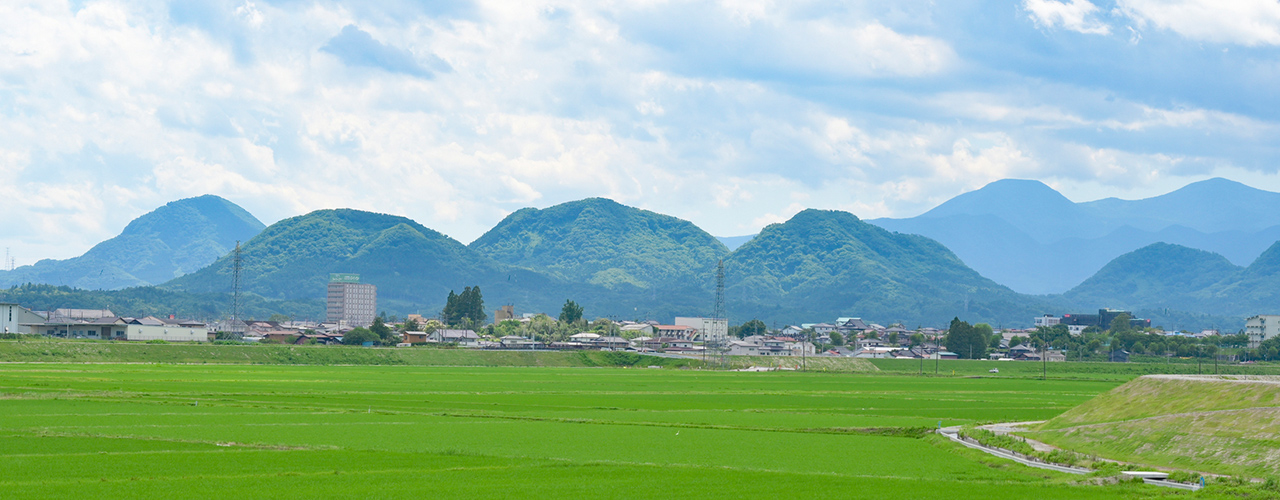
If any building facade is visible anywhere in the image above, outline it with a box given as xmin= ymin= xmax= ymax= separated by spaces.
xmin=1 ymin=303 xmax=46 ymax=334
xmin=673 ymin=317 xmax=729 ymax=342
xmin=1246 ymin=315 xmax=1280 ymax=348
xmin=326 ymin=274 xmax=377 ymax=327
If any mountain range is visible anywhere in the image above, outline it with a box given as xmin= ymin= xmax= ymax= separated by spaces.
xmin=869 ymin=178 xmax=1280 ymax=295
xmin=1060 ymin=241 xmax=1280 ymax=321
xmin=7 ymin=178 xmax=1280 ymax=331
xmin=0 ymin=195 xmax=264 ymax=290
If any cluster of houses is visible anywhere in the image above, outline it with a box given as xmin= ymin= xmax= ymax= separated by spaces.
xmin=4 ymin=300 xmax=1203 ymax=363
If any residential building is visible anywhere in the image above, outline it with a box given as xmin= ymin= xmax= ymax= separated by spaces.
xmin=654 ymin=325 xmax=698 ymax=339
xmin=1247 ymin=315 xmax=1280 ymax=348
xmin=430 ymin=329 xmax=480 ymax=346
xmin=325 ymin=273 xmax=377 ymax=327
xmin=673 ymin=317 xmax=729 ymax=342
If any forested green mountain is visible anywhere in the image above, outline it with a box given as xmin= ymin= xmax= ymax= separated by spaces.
xmin=0 ymin=195 xmax=264 ymax=290
xmin=1062 ymin=243 xmax=1242 ymax=310
xmin=1053 ymin=242 xmax=1280 ymax=329
xmin=1198 ymin=242 xmax=1280 ymax=316
xmin=165 ymin=209 xmax=512 ymax=313
xmin=159 ymin=208 xmax=692 ymax=320
xmin=723 ymin=209 xmax=1044 ymax=326
xmin=470 ymin=198 xmax=728 ymax=289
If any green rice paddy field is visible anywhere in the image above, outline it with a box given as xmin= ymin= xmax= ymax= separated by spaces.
xmin=0 ymin=361 xmax=1261 ymax=498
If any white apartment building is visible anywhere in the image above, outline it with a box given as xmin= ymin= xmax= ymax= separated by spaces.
xmin=1246 ymin=314 xmax=1280 ymax=348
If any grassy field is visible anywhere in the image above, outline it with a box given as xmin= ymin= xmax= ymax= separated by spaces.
xmin=0 ymin=361 xmax=1263 ymax=498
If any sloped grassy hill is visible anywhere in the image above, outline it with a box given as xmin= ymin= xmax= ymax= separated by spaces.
xmin=0 ymin=195 xmax=264 ymax=289
xmin=470 ymin=198 xmax=729 ymax=289
xmin=1030 ymin=375 xmax=1280 ymax=476
xmin=724 ymin=209 xmax=1043 ymax=326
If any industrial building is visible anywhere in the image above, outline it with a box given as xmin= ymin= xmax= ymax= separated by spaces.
xmin=1058 ymin=309 xmax=1151 ymax=331
xmin=326 ymin=273 xmax=377 ymax=327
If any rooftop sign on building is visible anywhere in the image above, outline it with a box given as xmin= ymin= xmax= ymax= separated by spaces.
xmin=329 ymin=273 xmax=360 ymax=284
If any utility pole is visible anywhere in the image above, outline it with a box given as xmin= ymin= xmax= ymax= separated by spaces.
xmin=1042 ymin=337 xmax=1047 ymax=381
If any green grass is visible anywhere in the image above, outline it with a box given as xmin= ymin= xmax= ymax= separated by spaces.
xmin=0 ymin=362 xmax=1258 ymax=498
xmin=869 ymin=358 xmax=1280 ymax=381
xmin=1026 ymin=375 xmax=1280 ymax=478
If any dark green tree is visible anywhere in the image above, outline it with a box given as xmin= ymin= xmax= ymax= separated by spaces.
xmin=559 ymin=300 xmax=583 ymax=324
xmin=945 ymin=317 xmax=988 ymax=359
xmin=734 ymin=319 xmax=768 ymax=338
xmin=443 ymin=286 xmax=486 ymax=325
xmin=1108 ymin=313 xmax=1133 ymax=334
xmin=342 ymin=327 xmax=379 ymax=345
xmin=829 ymin=331 xmax=845 ymax=346
xmin=370 ymin=317 xmax=395 ymax=343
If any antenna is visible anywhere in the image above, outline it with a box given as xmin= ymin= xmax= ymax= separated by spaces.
xmin=713 ymin=259 xmax=727 ymax=368
xmin=231 ymin=241 xmax=243 ymax=338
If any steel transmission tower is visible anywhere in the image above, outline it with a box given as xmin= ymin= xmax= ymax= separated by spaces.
xmin=231 ymin=241 xmax=243 ymax=338
xmin=713 ymin=260 xmax=727 ymax=367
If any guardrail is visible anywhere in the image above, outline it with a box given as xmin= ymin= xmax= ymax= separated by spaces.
xmin=938 ymin=428 xmax=1203 ymax=491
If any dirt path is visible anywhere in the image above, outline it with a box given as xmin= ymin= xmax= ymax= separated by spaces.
xmin=974 ymin=420 xmax=1060 ymax=453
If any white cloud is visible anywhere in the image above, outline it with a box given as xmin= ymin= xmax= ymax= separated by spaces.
xmin=0 ymin=0 xmax=1276 ymax=262
xmin=1117 ymin=0 xmax=1280 ymax=46
xmin=1024 ymin=0 xmax=1112 ymax=35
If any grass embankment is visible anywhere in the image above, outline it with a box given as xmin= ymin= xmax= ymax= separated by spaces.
xmin=0 ymin=340 xmax=696 ymax=367
xmin=869 ymin=358 xmax=1280 ymax=381
xmin=0 ymin=339 xmax=880 ymax=372
xmin=1028 ymin=375 xmax=1280 ymax=478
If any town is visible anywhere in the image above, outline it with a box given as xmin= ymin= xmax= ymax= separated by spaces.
xmin=5 ymin=273 xmax=1273 ymax=364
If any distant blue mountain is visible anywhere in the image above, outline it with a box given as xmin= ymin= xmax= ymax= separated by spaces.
xmin=716 ymin=235 xmax=755 ymax=251
xmin=871 ymin=178 xmax=1280 ymax=294
xmin=0 ymin=195 xmax=264 ymax=290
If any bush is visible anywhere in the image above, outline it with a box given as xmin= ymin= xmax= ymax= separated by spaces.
xmin=145 ymin=339 xmax=168 ymax=344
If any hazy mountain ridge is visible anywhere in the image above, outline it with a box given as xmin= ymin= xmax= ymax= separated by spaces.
xmin=11 ymin=179 xmax=1280 ymax=329
xmin=0 ymin=195 xmax=264 ymax=290
xmin=870 ymin=178 xmax=1280 ymax=294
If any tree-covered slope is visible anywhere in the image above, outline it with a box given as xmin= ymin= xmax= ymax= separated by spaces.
xmin=470 ymin=198 xmax=729 ymax=289
xmin=1197 ymin=241 xmax=1280 ymax=315
xmin=0 ymin=195 xmax=264 ymax=289
xmin=161 ymin=208 xmax=649 ymax=319
xmin=164 ymin=209 xmax=505 ymax=310
xmin=1062 ymin=243 xmax=1242 ymax=310
xmin=724 ymin=209 xmax=1042 ymax=326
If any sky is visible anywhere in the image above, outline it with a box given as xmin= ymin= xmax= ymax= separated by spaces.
xmin=2 ymin=0 xmax=1280 ymax=263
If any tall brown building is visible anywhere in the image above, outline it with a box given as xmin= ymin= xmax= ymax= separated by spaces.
xmin=326 ymin=273 xmax=377 ymax=327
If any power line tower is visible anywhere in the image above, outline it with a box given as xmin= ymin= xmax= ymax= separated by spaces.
xmin=230 ymin=241 xmax=243 ymax=338
xmin=713 ymin=259 xmax=727 ymax=368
